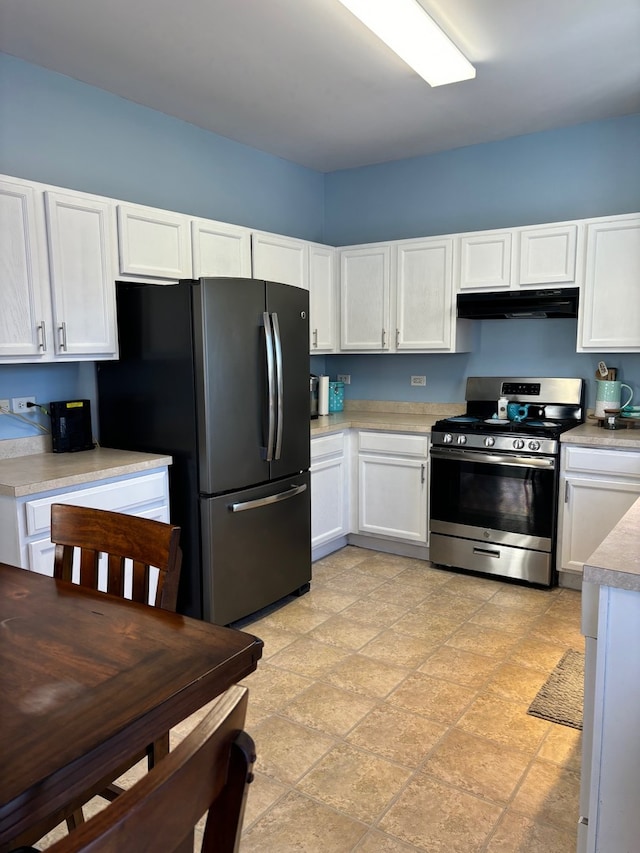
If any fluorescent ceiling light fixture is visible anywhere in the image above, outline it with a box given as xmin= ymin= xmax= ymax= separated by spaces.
xmin=337 ymin=0 xmax=476 ymax=87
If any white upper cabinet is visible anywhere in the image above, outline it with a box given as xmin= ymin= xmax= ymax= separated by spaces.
xmin=458 ymin=230 xmax=513 ymax=291
xmin=396 ymin=237 xmax=469 ymax=352
xmin=191 ymin=218 xmax=252 ymax=278
xmin=518 ymin=223 xmax=579 ymax=286
xmin=339 ymin=244 xmax=391 ymax=350
xmin=0 ymin=177 xmax=51 ymax=359
xmin=458 ymin=221 xmax=581 ymax=292
xmin=578 ymin=215 xmax=640 ymax=352
xmin=45 ymin=190 xmax=118 ymax=357
xmin=309 ymin=244 xmax=336 ymax=352
xmin=251 ymin=232 xmax=308 ymax=288
xmin=117 ymin=203 xmax=192 ymax=280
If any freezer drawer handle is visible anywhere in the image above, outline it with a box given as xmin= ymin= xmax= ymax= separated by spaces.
xmin=230 ymin=483 xmax=307 ymax=513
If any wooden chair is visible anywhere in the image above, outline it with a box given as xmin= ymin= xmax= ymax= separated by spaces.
xmin=16 ymin=685 xmax=255 ymax=853
xmin=49 ymin=503 xmax=183 ymax=828
xmin=50 ymin=503 xmax=182 ymax=612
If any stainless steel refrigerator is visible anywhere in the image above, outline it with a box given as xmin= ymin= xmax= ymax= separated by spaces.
xmin=97 ymin=277 xmax=311 ymax=625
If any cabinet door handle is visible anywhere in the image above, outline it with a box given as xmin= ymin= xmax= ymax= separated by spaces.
xmin=37 ymin=320 xmax=47 ymax=351
xmin=313 ymin=328 xmax=318 ymax=348
xmin=58 ymin=321 xmax=67 ymax=351
xmin=564 ymin=480 xmax=570 ymax=503
xmin=382 ymin=328 xmax=386 ymax=347
xmin=421 ymin=463 xmax=426 ymax=485
xmin=396 ymin=328 xmax=400 ymax=347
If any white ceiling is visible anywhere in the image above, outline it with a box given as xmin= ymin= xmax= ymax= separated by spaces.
xmin=1 ymin=0 xmax=639 ymax=172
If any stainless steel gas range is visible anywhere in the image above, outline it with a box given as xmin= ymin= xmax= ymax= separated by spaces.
xmin=429 ymin=377 xmax=585 ymax=587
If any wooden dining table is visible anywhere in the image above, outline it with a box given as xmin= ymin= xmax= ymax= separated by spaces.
xmin=0 ymin=562 xmax=263 ymax=852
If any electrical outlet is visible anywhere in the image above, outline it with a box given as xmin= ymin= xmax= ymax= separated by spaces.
xmin=337 ymin=374 xmax=351 ymax=384
xmin=11 ymin=396 xmax=36 ymax=413
xmin=410 ymin=376 xmax=427 ymax=387
xmin=0 ymin=399 xmax=10 ymax=413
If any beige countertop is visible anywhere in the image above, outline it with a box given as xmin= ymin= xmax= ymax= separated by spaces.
xmin=561 ymin=422 xmax=640 ymax=449
xmin=310 ymin=401 xmax=464 ymax=437
xmin=584 ymin=498 xmax=640 ymax=592
xmin=0 ymin=448 xmax=173 ymax=498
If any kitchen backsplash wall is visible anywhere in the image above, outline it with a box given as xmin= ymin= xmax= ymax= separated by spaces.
xmin=322 ymin=321 xmax=640 ymax=410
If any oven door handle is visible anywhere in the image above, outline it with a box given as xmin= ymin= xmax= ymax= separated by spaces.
xmin=429 ymin=447 xmax=556 ymax=469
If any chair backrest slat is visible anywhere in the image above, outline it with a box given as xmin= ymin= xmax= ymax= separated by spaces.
xmin=43 ymin=685 xmax=254 ymax=853
xmin=51 ymin=504 xmax=182 ymax=612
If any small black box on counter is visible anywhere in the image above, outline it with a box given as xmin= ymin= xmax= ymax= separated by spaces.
xmin=49 ymin=399 xmax=94 ymax=453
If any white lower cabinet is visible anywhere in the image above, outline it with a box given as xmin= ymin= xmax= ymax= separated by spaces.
xmin=0 ymin=469 xmax=170 ymax=577
xmin=581 ymin=584 xmax=640 ymax=853
xmin=310 ymin=432 xmax=349 ymax=558
xmin=557 ymin=445 xmax=640 ymax=578
xmin=357 ymin=431 xmax=429 ymax=544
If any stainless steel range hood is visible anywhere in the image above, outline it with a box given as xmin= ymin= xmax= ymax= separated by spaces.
xmin=457 ymin=287 xmax=579 ymax=319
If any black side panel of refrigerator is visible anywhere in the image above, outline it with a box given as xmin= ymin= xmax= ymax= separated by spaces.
xmin=200 ymin=471 xmax=311 ymax=625
xmin=194 ymin=278 xmax=270 ymax=494
xmin=97 ymin=282 xmax=203 ymax=619
xmin=266 ymin=282 xmax=311 ymax=481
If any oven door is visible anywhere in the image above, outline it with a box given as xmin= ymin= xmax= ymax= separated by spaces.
xmin=429 ymin=446 xmax=558 ymax=551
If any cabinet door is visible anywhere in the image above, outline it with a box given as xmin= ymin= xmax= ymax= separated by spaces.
xmin=309 ymin=244 xmax=336 ymax=351
xmin=518 ymin=223 xmax=578 ymax=286
xmin=251 ymin=232 xmax=308 ymax=288
xmin=358 ymin=454 xmax=427 ymax=543
xmin=558 ymin=477 xmax=640 ymax=573
xmin=396 ymin=239 xmax=454 ymax=350
xmin=458 ymin=231 xmax=512 ymax=291
xmin=0 ymin=178 xmax=51 ymax=358
xmin=192 ymin=218 xmax=252 ymax=278
xmin=340 ymin=245 xmax=391 ymax=350
xmin=579 ymin=216 xmax=640 ymax=351
xmin=311 ymin=454 xmax=348 ymax=546
xmin=117 ymin=204 xmax=192 ymax=279
xmin=45 ymin=191 xmax=117 ymax=357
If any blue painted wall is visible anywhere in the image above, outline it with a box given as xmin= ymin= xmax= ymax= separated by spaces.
xmin=324 ymin=114 xmax=640 ymax=245
xmin=1 ymin=55 xmax=639 ymax=438
xmin=322 ymin=113 xmax=640 ymax=407
xmin=0 ymin=54 xmax=325 ymax=239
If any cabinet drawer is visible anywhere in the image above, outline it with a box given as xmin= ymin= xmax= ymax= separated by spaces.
xmin=358 ymin=431 xmax=428 ymax=457
xmin=311 ymin=432 xmax=345 ymax=461
xmin=564 ymin=446 xmax=640 ymax=478
xmin=24 ymin=471 xmax=168 ymax=536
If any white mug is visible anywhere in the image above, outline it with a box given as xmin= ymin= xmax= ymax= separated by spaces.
xmin=594 ymin=380 xmax=633 ymax=418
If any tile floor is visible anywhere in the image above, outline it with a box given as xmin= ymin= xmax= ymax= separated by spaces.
xmin=36 ymin=546 xmax=584 ymax=852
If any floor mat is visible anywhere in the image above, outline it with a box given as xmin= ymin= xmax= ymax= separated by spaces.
xmin=527 ymin=648 xmax=584 ymax=730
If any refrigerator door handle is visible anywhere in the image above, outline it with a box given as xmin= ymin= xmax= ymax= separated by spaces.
xmin=230 ymin=482 xmax=307 ymax=512
xmin=262 ymin=311 xmax=276 ymax=461
xmin=271 ymin=312 xmax=284 ymax=460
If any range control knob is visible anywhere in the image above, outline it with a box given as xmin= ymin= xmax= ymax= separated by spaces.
xmin=443 ymin=433 xmax=453 ymax=444
xmin=484 ymin=436 xmax=495 ymax=447
xmin=513 ymin=438 xmax=525 ymax=450
xmin=528 ymin=440 xmax=541 ymax=451
xmin=456 ymin=434 xmax=467 ymax=445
